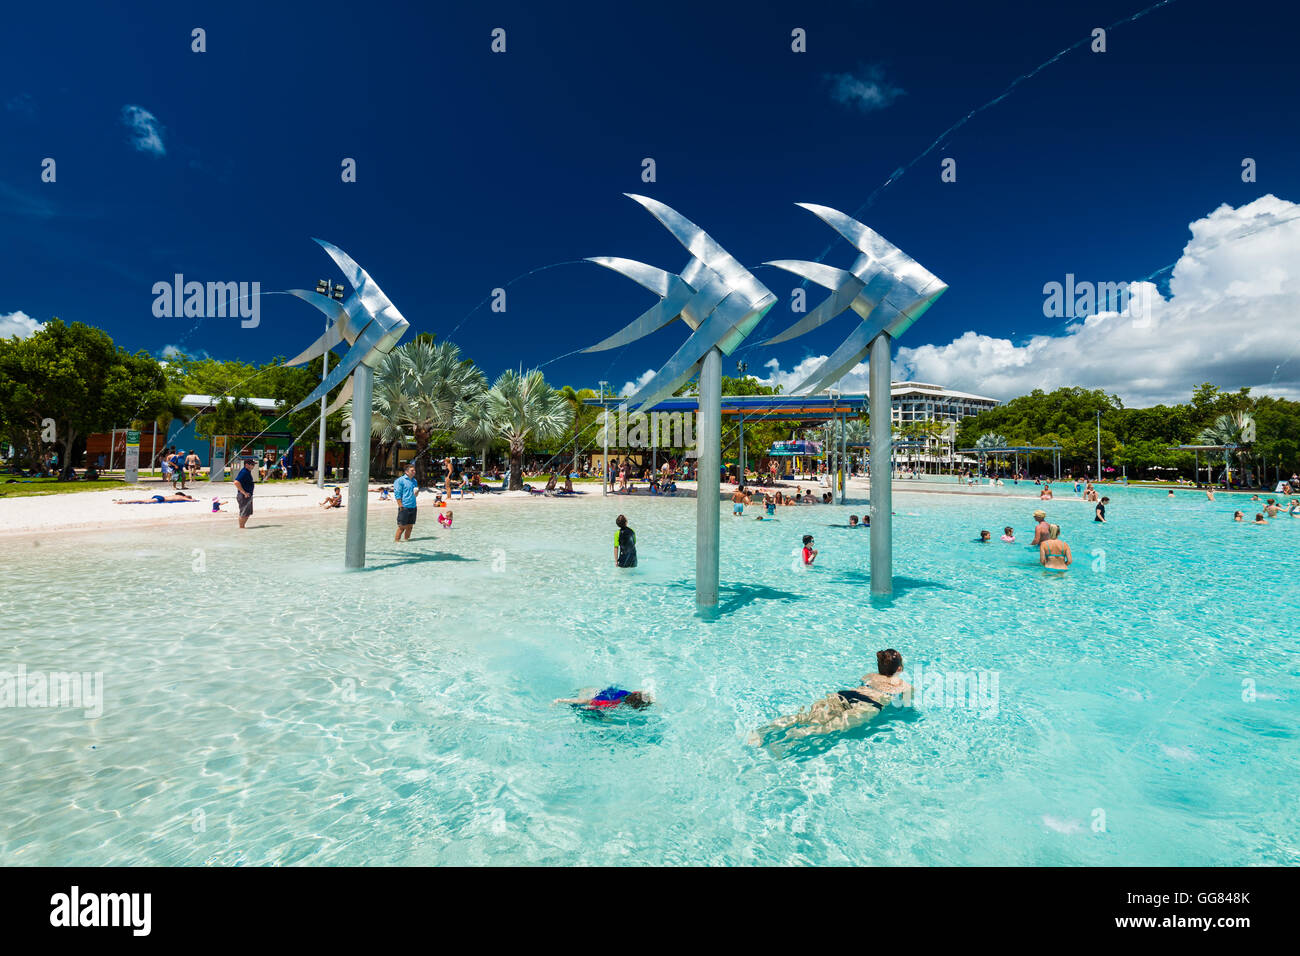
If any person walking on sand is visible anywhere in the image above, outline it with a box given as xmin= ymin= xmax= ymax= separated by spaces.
xmin=234 ymin=457 xmax=255 ymax=529
xmin=393 ymin=463 xmax=419 ymax=542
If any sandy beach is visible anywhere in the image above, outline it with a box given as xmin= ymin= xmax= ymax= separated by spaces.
xmin=0 ymin=477 xmax=562 ymax=538
xmin=0 ymin=474 xmax=1109 ymax=539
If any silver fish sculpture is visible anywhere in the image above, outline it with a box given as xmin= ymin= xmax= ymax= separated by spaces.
xmin=763 ymin=204 xmax=947 ymax=395
xmin=584 ymin=194 xmax=775 ymax=412
xmin=284 ymin=239 xmax=410 ymax=414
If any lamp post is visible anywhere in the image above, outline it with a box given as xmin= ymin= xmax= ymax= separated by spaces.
xmin=1096 ymin=410 xmax=1102 ymax=481
xmin=736 ymin=360 xmax=748 ymax=483
xmin=314 ymin=279 xmax=345 ymax=488
xmin=598 ymin=380 xmax=609 ymax=496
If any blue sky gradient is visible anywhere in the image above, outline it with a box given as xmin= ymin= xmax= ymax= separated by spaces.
xmin=3 ymin=0 xmax=1297 ymax=401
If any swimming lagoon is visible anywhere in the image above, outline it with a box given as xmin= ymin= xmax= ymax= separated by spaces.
xmin=1 ymin=484 xmax=1296 ymax=865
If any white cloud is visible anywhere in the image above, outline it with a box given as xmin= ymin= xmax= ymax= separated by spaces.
xmin=757 ymin=195 xmax=1300 ymax=406
xmin=160 ymin=344 xmax=208 ymax=361
xmin=826 ymin=65 xmax=904 ymax=113
xmin=122 ymin=105 xmax=165 ymax=156
xmin=0 ymin=310 xmax=44 ymax=338
xmin=619 ymin=369 xmax=656 ymax=397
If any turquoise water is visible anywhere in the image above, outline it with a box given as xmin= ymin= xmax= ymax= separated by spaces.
xmin=1 ymin=484 xmax=1296 ymax=865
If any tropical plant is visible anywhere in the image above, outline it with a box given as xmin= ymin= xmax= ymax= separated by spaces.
xmin=1198 ymin=410 xmax=1257 ymax=482
xmin=453 ymin=396 xmax=499 ymax=473
xmin=354 ymin=340 xmax=486 ymax=483
xmin=485 ymin=369 xmax=573 ymax=489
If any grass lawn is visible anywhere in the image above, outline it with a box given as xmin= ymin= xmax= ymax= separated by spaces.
xmin=0 ymin=477 xmax=129 ymax=498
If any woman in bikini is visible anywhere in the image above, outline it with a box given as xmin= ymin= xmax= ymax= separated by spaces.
xmin=1039 ymin=524 xmax=1072 ymax=571
xmin=748 ymin=649 xmax=911 ymax=750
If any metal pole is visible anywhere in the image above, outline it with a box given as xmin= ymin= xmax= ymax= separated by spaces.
xmin=601 ymin=384 xmax=609 ymax=497
xmin=345 ymin=366 xmax=373 ymax=570
xmin=317 ymin=318 xmax=329 ymax=488
xmin=696 ymin=347 xmax=722 ymax=608
xmin=1096 ymin=410 xmax=1102 ymax=481
xmin=738 ymin=413 xmax=745 ymax=486
xmin=869 ymin=333 xmax=893 ymax=596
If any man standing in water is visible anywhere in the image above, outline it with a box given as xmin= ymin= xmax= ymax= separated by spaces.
xmin=1029 ymin=509 xmax=1050 ymax=547
xmin=234 ymin=457 xmax=255 ymax=529
xmin=393 ymin=463 xmax=419 ymax=542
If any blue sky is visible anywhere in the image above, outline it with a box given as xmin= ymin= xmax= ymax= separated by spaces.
xmin=3 ymin=0 xmax=1299 ymax=404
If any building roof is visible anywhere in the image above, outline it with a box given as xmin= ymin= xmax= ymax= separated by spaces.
xmin=180 ymin=394 xmax=280 ymax=413
xmin=886 ymin=381 xmax=999 ymax=403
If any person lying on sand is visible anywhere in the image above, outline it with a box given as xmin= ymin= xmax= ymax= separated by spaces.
xmin=115 ymin=493 xmax=196 ymax=504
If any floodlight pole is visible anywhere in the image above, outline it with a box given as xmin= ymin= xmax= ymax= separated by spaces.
xmin=599 ymin=381 xmax=609 ymax=496
xmin=697 ymin=347 xmax=722 ymax=608
xmin=1096 ymin=410 xmax=1102 ymax=480
xmin=344 ymin=364 xmax=374 ymax=570
xmin=317 ymin=322 xmax=329 ymax=488
xmin=841 ymin=411 xmax=848 ymax=502
xmin=869 ymin=334 xmax=893 ymax=595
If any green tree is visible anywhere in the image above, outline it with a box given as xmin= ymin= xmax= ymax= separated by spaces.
xmin=0 ymin=319 xmax=168 ymax=469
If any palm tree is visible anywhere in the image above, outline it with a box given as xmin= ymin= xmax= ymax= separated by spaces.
xmin=366 ymin=350 xmax=410 ymax=474
xmin=558 ymin=385 xmax=601 ymax=475
xmin=352 ymin=340 xmax=486 ymax=483
xmin=975 ymin=431 xmax=1008 ymax=475
xmin=454 ymin=397 xmax=498 ymax=474
xmin=486 ymin=369 xmax=573 ymax=489
xmin=1198 ymin=410 xmax=1257 ymax=485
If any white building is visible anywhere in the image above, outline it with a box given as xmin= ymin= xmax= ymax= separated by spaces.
xmin=885 ymin=381 xmax=999 ymax=429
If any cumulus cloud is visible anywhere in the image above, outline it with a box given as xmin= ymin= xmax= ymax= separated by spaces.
xmin=826 ymin=65 xmax=905 ymax=113
xmin=0 ymin=310 xmax=44 ymax=338
xmin=756 ymin=195 xmax=1300 ymax=406
xmin=619 ymin=369 xmax=656 ymax=398
xmin=122 ymin=105 xmax=165 ymax=156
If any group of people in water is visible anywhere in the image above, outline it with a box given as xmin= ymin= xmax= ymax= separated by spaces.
xmin=1235 ymin=496 xmax=1300 ymax=524
xmin=976 ymin=506 xmax=1082 ymax=570
xmin=730 ymin=486 xmax=837 ymax=517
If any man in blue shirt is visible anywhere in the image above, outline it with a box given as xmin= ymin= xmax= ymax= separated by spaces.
xmin=392 ymin=463 xmax=419 ymax=541
xmin=234 ymin=457 xmax=255 ymax=529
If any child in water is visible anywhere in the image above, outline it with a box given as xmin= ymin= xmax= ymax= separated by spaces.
xmin=615 ymin=514 xmax=637 ymax=567
xmin=437 ymin=509 xmax=453 ymax=528
xmin=802 ymin=534 xmax=818 ymax=565
xmin=977 ymin=530 xmax=992 ymax=543
xmin=1000 ymin=526 xmax=1015 ymax=542
xmin=554 ymin=687 xmax=653 ymax=711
